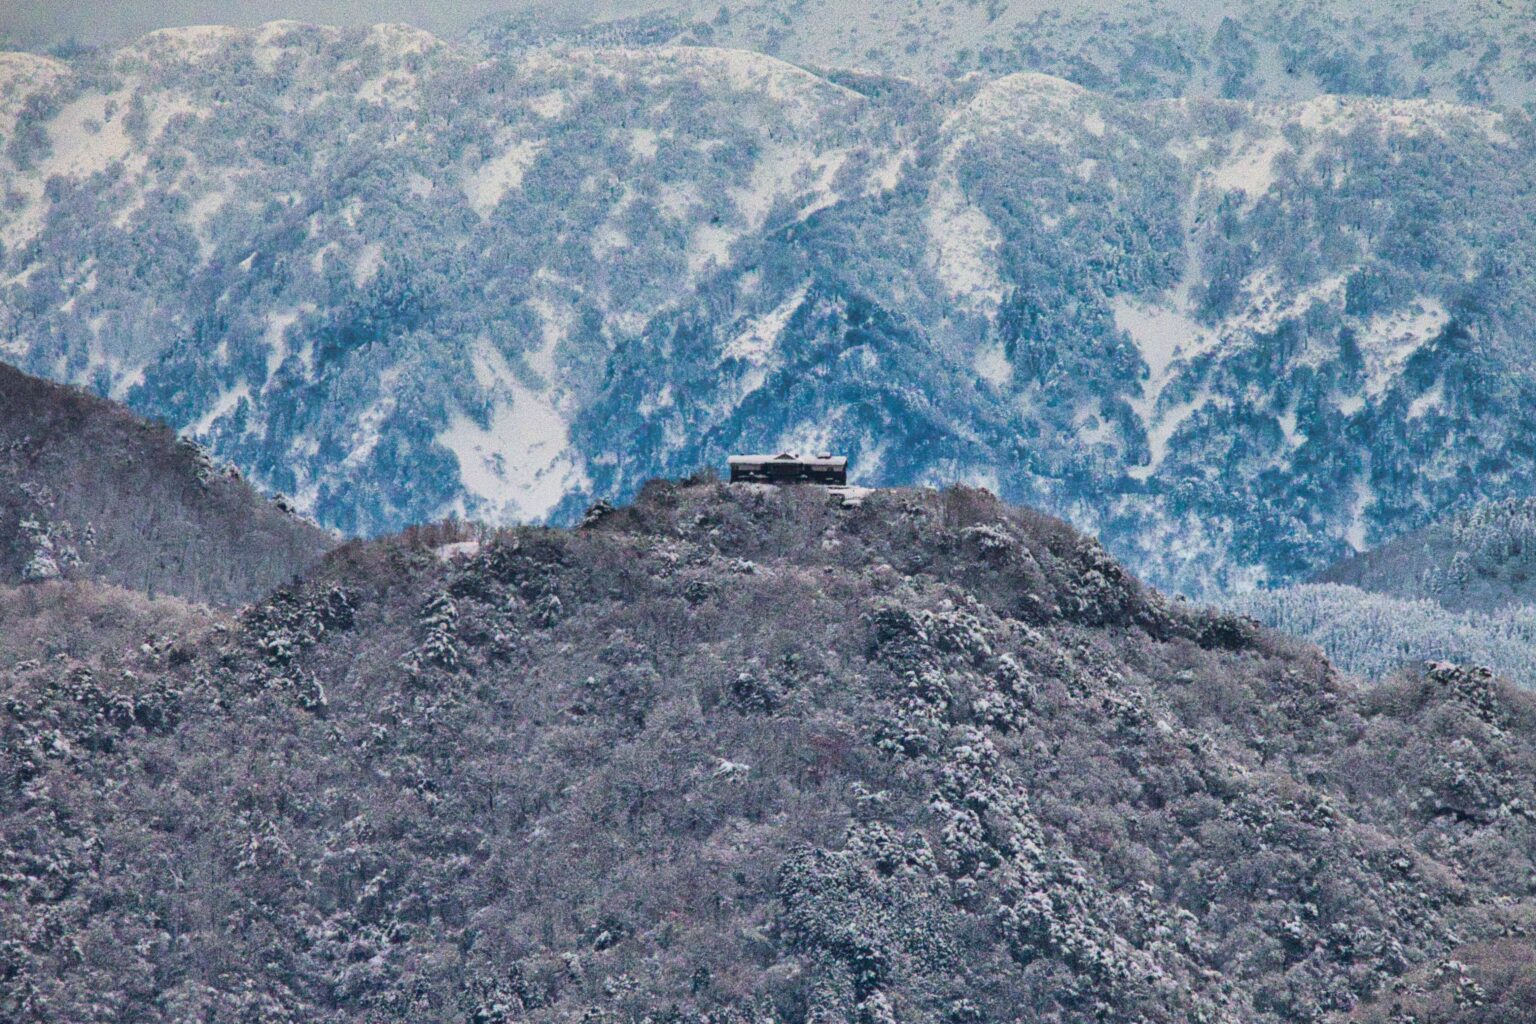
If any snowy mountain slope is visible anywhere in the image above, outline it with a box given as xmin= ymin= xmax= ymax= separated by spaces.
xmin=479 ymin=0 xmax=1536 ymax=110
xmin=1315 ymin=498 xmax=1536 ymax=613
xmin=0 ymin=360 xmax=331 ymax=604
xmin=1232 ymin=498 xmax=1536 ymax=686
xmin=0 ymin=24 xmax=891 ymax=530
xmin=3 ymin=22 xmax=1536 ymax=593
xmin=1231 ymin=581 xmax=1536 ymax=687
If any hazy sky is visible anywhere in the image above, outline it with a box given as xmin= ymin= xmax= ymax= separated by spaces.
xmin=0 ymin=1 xmax=669 ymax=48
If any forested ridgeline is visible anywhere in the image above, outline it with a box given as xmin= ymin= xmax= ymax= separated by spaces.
xmin=1316 ymin=499 xmax=1536 ymax=613
xmin=0 ymin=361 xmax=332 ymax=605
xmin=5 ymin=479 xmax=1536 ymax=1023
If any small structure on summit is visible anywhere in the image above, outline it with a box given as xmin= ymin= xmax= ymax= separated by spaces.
xmin=728 ymin=452 xmax=848 ymax=485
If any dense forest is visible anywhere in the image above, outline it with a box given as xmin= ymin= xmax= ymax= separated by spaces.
xmin=0 ymin=361 xmax=332 ymax=604
xmin=5 ymin=478 xmax=1536 ymax=1022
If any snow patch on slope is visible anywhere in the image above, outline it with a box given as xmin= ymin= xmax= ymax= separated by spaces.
xmin=0 ymin=53 xmax=68 ymax=135
xmin=1113 ymin=295 xmax=1223 ymax=479
xmin=191 ymin=383 xmax=250 ymax=436
xmin=656 ymin=45 xmax=863 ymax=122
xmin=1408 ymin=381 xmax=1444 ymax=420
xmin=718 ymin=281 xmax=810 ymax=406
xmin=522 ymin=297 xmax=572 ymax=382
xmin=357 ymin=69 xmax=423 ymax=108
xmin=1360 ymin=299 xmax=1449 ymax=397
xmin=926 ymin=181 xmax=1005 ymax=311
xmin=341 ymin=369 xmax=403 ymax=472
xmin=1208 ymin=135 xmax=1289 ymax=197
xmin=42 ymin=92 xmax=138 ymax=179
xmin=974 ymin=342 xmax=1012 ymax=388
xmin=351 ymin=243 xmax=384 ymax=288
xmin=1346 ymin=473 xmax=1376 ymax=551
xmin=438 ymin=340 xmax=588 ymax=522
xmin=1292 ymin=93 xmax=1511 ymax=145
xmin=957 ymin=72 xmax=1093 ymax=143
xmin=721 ymin=281 xmax=808 ymax=366
xmin=695 ymin=145 xmax=849 ymax=276
xmin=263 ymin=308 xmax=308 ymax=379
xmin=129 ymin=25 xmax=243 ymax=64
xmin=1235 ymin=271 xmax=1348 ymax=338
xmin=464 ymin=139 xmax=544 ymax=219
xmin=365 ymin=22 xmax=442 ymax=57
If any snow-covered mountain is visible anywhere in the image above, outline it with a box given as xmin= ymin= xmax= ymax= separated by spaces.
xmin=482 ymin=0 xmax=1536 ymax=110
xmin=15 ymin=477 xmax=1536 ymax=1023
xmin=3 ymin=20 xmax=1535 ymax=593
xmin=1233 ymin=499 xmax=1536 ymax=686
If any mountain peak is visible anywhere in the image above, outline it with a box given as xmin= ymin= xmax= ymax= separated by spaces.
xmin=3 ymin=4 xmax=1535 ymax=597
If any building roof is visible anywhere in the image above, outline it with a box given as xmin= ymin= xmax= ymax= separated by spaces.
xmin=727 ymin=451 xmax=847 ymax=467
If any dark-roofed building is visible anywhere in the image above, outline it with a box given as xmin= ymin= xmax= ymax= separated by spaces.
xmin=728 ymin=452 xmax=847 ymax=485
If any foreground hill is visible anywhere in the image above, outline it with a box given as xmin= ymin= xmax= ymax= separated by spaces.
xmin=0 ymin=360 xmax=332 ymax=604
xmin=5 ymin=479 xmax=1535 ymax=1022
xmin=3 ymin=22 xmax=1536 ymax=591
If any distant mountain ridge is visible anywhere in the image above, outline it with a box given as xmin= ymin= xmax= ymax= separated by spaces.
xmin=2 ymin=20 xmax=1536 ymax=593
xmin=0 ymin=360 xmax=332 ymax=604
xmin=476 ymin=0 xmax=1536 ymax=110
xmin=1314 ymin=498 xmax=1536 ymax=613
xmin=1231 ymin=498 xmax=1536 ymax=687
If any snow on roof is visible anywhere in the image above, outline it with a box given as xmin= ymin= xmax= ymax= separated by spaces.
xmin=728 ymin=452 xmax=847 ymax=466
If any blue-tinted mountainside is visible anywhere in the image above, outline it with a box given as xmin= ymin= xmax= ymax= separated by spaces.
xmin=2 ymin=21 xmax=1535 ymax=593
xmin=483 ymin=0 xmax=1536 ymax=110
xmin=1314 ymin=498 xmax=1536 ymax=613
